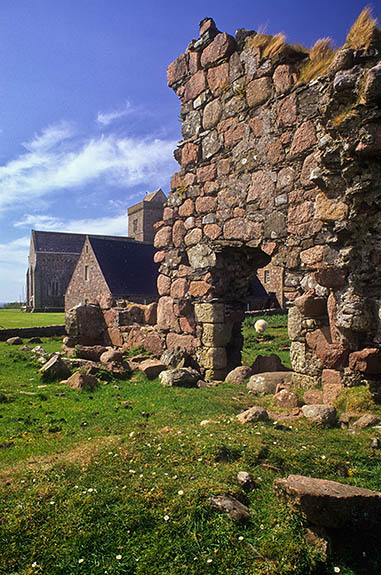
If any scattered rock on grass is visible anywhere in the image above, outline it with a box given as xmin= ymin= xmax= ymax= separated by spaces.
xmin=39 ymin=355 xmax=71 ymax=381
xmin=301 ymin=404 xmax=337 ymax=427
xmin=237 ymin=471 xmax=257 ymax=491
xmin=160 ymin=346 xmax=189 ymax=368
xmin=100 ymin=349 xmax=123 ymax=364
xmin=210 ymin=495 xmax=250 ymax=521
xmin=247 ymin=372 xmax=292 ymax=395
xmin=273 ymin=389 xmax=300 ymax=409
xmin=6 ymin=336 xmax=23 ymax=345
xmin=31 ymin=346 xmax=47 ymax=356
xmin=28 ymin=337 xmax=42 ymax=344
xmin=236 ymin=406 xmax=268 ymax=424
xmin=303 ymin=389 xmax=324 ymax=404
xmin=252 ymin=354 xmax=290 ymax=374
xmin=67 ymin=371 xmax=98 ymax=391
xmin=225 ymin=365 xmax=252 ymax=385
xmin=159 ymin=367 xmax=200 ymax=387
xmin=75 ymin=345 xmax=108 ymax=362
xmin=139 ymin=359 xmax=166 ymax=379
xmin=351 ymin=413 xmax=380 ymax=429
xmin=274 ymin=474 xmax=381 ymax=529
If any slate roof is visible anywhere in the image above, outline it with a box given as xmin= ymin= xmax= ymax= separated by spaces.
xmin=32 ymin=230 xmax=86 ymax=254
xmin=88 ymin=236 xmax=158 ymax=296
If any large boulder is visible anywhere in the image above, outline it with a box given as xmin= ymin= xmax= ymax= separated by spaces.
xmin=100 ymin=349 xmax=124 ymax=364
xmin=251 ymin=354 xmax=290 ymax=374
xmin=273 ymin=389 xmax=300 ymax=409
xmin=247 ymin=372 xmax=292 ymax=395
xmin=6 ymin=336 xmax=23 ymax=345
xmin=160 ymin=346 xmax=189 ymax=368
xmin=225 ymin=365 xmax=253 ymax=385
xmin=74 ymin=345 xmax=108 ymax=362
xmin=274 ymin=474 xmax=381 ymax=529
xmin=236 ymin=406 xmax=268 ymax=424
xmin=39 ymin=355 xmax=71 ymax=381
xmin=159 ymin=367 xmax=200 ymax=387
xmin=65 ymin=304 xmax=106 ymax=345
xmin=67 ymin=371 xmax=98 ymax=391
xmin=301 ymin=404 xmax=337 ymax=427
xmin=139 ymin=359 xmax=166 ymax=380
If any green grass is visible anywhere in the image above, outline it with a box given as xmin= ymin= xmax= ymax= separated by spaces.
xmin=1 ymin=332 xmax=381 ymax=575
xmin=0 ymin=310 xmax=65 ymax=329
xmin=242 ymin=313 xmax=291 ymax=369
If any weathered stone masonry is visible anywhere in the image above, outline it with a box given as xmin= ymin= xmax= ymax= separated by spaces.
xmin=153 ymin=18 xmax=381 ymax=385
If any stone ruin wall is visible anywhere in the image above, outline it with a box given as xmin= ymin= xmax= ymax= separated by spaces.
xmin=151 ymin=18 xmax=381 ymax=388
xmin=65 ymin=295 xmax=162 ymax=355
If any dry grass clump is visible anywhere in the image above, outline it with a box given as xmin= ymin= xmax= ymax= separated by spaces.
xmin=298 ymin=37 xmax=335 ymax=84
xmin=249 ymin=32 xmax=286 ymax=59
xmin=345 ymin=6 xmax=379 ymax=50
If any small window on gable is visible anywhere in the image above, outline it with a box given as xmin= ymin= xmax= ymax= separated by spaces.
xmin=85 ymin=244 xmax=89 ymax=253
xmin=264 ymin=270 xmax=270 ymax=284
xmin=84 ymin=265 xmax=89 ymax=281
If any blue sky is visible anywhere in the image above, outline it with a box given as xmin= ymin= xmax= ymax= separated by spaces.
xmin=0 ymin=0 xmax=378 ymax=302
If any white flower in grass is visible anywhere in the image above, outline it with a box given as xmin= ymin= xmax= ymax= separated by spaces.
xmin=334 ymin=569 xmax=340 ymax=574
xmin=177 ymin=489 xmax=184 ymax=495
xmin=49 ymin=500 xmax=55 ymax=505
xmin=78 ymin=558 xmax=84 ymax=564
xmin=206 ymin=558 xmax=213 ymax=563
xmin=238 ymin=536 xmax=244 ymax=541
xmin=116 ymin=555 xmax=122 ymax=560
xmin=164 ymin=514 xmax=170 ymax=521
xmin=32 ymin=562 xmax=38 ymax=568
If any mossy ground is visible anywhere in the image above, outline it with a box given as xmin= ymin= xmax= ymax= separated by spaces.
xmin=0 ymin=322 xmax=381 ymax=574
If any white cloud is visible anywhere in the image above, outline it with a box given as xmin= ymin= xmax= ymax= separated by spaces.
xmin=22 ymin=121 xmax=75 ymax=152
xmin=97 ymin=101 xmax=133 ymax=126
xmin=0 ymin=122 xmax=176 ymax=213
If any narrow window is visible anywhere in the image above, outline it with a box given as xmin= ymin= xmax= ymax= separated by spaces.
xmin=264 ymin=270 xmax=270 ymax=284
xmin=84 ymin=265 xmax=89 ymax=281
xmin=133 ymin=219 xmax=138 ymax=233
xmin=85 ymin=244 xmax=89 ymax=253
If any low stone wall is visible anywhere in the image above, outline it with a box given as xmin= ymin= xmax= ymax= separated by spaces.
xmin=0 ymin=325 xmax=66 ymax=341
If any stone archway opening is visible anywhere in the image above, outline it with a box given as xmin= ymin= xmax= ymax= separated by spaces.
xmin=194 ymin=243 xmax=271 ymax=379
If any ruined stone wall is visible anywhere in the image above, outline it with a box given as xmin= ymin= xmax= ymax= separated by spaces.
xmin=65 ymin=299 xmax=160 ymax=354
xmin=153 ymin=18 xmax=381 ymax=385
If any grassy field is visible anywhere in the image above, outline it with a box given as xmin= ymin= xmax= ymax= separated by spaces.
xmin=242 ymin=314 xmax=290 ymax=368
xmin=0 ymin=322 xmax=380 ymax=574
xmin=0 ymin=310 xmax=65 ymax=329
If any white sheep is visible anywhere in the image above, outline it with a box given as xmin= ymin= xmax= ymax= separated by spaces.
xmin=254 ymin=319 xmax=268 ymax=334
